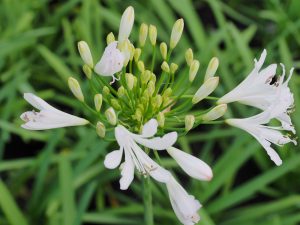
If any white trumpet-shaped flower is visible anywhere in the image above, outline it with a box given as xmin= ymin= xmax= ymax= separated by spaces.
xmin=167 ymin=147 xmax=213 ymax=181
xmin=104 ymin=119 xmax=177 ymax=190
xmin=218 ymin=49 xmax=295 ymax=133
xmin=226 ymin=108 xmax=297 ymax=166
xmin=166 ymin=176 xmax=201 ymax=225
xmin=20 ymin=93 xmax=89 ymax=130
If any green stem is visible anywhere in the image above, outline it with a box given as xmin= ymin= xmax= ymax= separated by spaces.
xmin=143 ymin=176 xmax=154 ymax=225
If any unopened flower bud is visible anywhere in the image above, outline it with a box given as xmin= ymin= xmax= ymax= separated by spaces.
xmin=147 ymin=81 xmax=155 ymax=96
xmin=141 ymin=70 xmax=151 ymax=84
xmin=111 ymin=99 xmax=121 ymax=111
xmin=170 ymin=63 xmax=178 ymax=74
xmin=150 ymin=73 xmax=156 ymax=83
xmin=202 ymin=104 xmax=227 ymax=121
xmin=125 ymin=73 xmax=134 ymax=90
xmin=163 ymin=88 xmax=172 ymax=98
xmin=204 ymin=57 xmax=219 ymax=81
xmin=149 ymin=25 xmax=157 ymax=46
xmin=96 ymin=121 xmax=106 ymax=138
xmin=189 ymin=60 xmax=200 ymax=82
xmin=68 ymin=77 xmax=84 ymax=102
xmin=106 ymin=32 xmax=115 ymax=45
xmin=129 ymin=43 xmax=135 ymax=61
xmin=105 ymin=107 xmax=117 ymax=125
xmin=82 ymin=64 xmax=92 ymax=79
xmin=170 ymin=18 xmax=184 ymax=49
xmin=185 ymin=48 xmax=193 ymax=66
xmin=134 ymin=108 xmax=143 ymax=121
xmin=161 ymin=61 xmax=170 ymax=73
xmin=192 ymin=77 xmax=219 ymax=104
xmin=103 ymin=86 xmax=110 ymax=96
xmin=133 ymin=76 xmax=138 ymax=88
xmin=138 ymin=61 xmax=145 ymax=73
xmin=160 ymin=42 xmax=168 ymax=60
xmin=134 ymin=48 xmax=141 ymax=62
xmin=94 ymin=94 xmax=103 ymax=112
xmin=119 ymin=39 xmax=131 ymax=67
xmin=151 ymin=95 xmax=162 ymax=109
xmin=185 ymin=115 xmax=195 ymax=132
xmin=118 ymin=6 xmax=134 ymax=43
xmin=157 ymin=112 xmax=165 ymax=128
xmin=78 ymin=41 xmax=93 ymax=68
xmin=117 ymin=86 xmax=126 ymax=97
xmin=139 ymin=23 xmax=148 ymax=47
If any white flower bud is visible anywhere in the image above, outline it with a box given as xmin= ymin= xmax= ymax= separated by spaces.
xmin=118 ymin=6 xmax=134 ymax=43
xmin=192 ymin=77 xmax=219 ymax=104
xmin=149 ymin=25 xmax=157 ymax=46
xmin=170 ymin=63 xmax=178 ymax=74
xmin=157 ymin=112 xmax=165 ymax=128
xmin=189 ymin=59 xmax=200 ymax=82
xmin=134 ymin=48 xmax=141 ymax=62
xmin=204 ymin=57 xmax=219 ymax=81
xmin=160 ymin=42 xmax=168 ymax=60
xmin=125 ymin=73 xmax=134 ymax=90
xmin=105 ymin=107 xmax=117 ymax=125
xmin=78 ymin=41 xmax=93 ymax=68
xmin=185 ymin=48 xmax=193 ymax=66
xmin=202 ymin=104 xmax=227 ymax=121
xmin=68 ymin=77 xmax=84 ymax=102
xmin=170 ymin=18 xmax=184 ymax=49
xmin=185 ymin=115 xmax=195 ymax=132
xmin=139 ymin=23 xmax=148 ymax=47
xmin=94 ymin=94 xmax=103 ymax=112
xmin=96 ymin=121 xmax=106 ymax=138
xmin=82 ymin=64 xmax=92 ymax=79
xmin=161 ymin=61 xmax=170 ymax=73
xmin=138 ymin=61 xmax=145 ymax=73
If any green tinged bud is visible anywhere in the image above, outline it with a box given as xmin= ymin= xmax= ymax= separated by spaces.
xmin=189 ymin=59 xmax=200 ymax=82
xmin=151 ymin=95 xmax=162 ymax=109
xmin=134 ymin=48 xmax=141 ymax=62
xmin=149 ymin=25 xmax=157 ymax=46
xmin=147 ymin=81 xmax=155 ymax=96
xmin=202 ymin=104 xmax=227 ymax=121
xmin=150 ymin=73 xmax=156 ymax=83
xmin=82 ymin=64 xmax=92 ymax=79
xmin=117 ymin=86 xmax=126 ymax=97
xmin=111 ymin=99 xmax=121 ymax=111
xmin=161 ymin=61 xmax=170 ymax=73
xmin=139 ymin=23 xmax=148 ymax=47
xmin=170 ymin=63 xmax=178 ymax=74
xmin=185 ymin=115 xmax=195 ymax=132
xmin=170 ymin=18 xmax=184 ymax=49
xmin=94 ymin=94 xmax=103 ymax=112
xmin=96 ymin=121 xmax=106 ymax=138
xmin=78 ymin=41 xmax=94 ymax=68
xmin=129 ymin=43 xmax=135 ymax=61
xmin=163 ymin=88 xmax=172 ymax=98
xmin=106 ymin=32 xmax=115 ymax=45
xmin=134 ymin=108 xmax=143 ymax=121
xmin=141 ymin=70 xmax=151 ymax=84
xmin=160 ymin=42 xmax=168 ymax=60
xmin=105 ymin=107 xmax=117 ymax=125
xmin=103 ymin=86 xmax=110 ymax=96
xmin=133 ymin=76 xmax=138 ymax=88
xmin=185 ymin=48 xmax=193 ymax=66
xmin=138 ymin=60 xmax=145 ymax=73
xmin=192 ymin=77 xmax=219 ymax=104
xmin=157 ymin=112 xmax=165 ymax=128
xmin=68 ymin=77 xmax=84 ymax=102
xmin=125 ymin=73 xmax=134 ymax=90
xmin=204 ymin=57 xmax=219 ymax=81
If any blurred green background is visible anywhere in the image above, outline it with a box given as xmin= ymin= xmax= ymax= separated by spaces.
xmin=0 ymin=0 xmax=300 ymax=225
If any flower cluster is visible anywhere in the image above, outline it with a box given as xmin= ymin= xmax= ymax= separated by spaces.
xmin=20 ymin=5 xmax=297 ymax=225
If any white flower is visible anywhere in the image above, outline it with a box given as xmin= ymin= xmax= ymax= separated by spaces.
xmin=104 ymin=119 xmax=177 ymax=190
xmin=94 ymin=41 xmax=124 ymax=83
xmin=20 ymin=93 xmax=89 ymax=130
xmin=166 ymin=176 xmax=201 ymax=225
xmin=218 ymin=49 xmax=295 ymax=133
xmin=167 ymin=147 xmax=213 ymax=181
xmin=226 ymin=109 xmax=297 ymax=166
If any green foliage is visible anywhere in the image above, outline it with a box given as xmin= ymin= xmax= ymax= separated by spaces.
xmin=0 ymin=0 xmax=299 ymax=224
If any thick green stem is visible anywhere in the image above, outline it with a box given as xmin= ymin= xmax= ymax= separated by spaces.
xmin=143 ymin=176 xmax=154 ymax=225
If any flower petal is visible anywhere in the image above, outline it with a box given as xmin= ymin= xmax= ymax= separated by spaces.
xmin=141 ymin=119 xmax=158 ymax=137
xmin=104 ymin=148 xmax=123 ymax=169
xmin=133 ymin=132 xmax=177 ymax=150
xmin=167 ymin=147 xmax=213 ymax=181
xmin=119 ymin=148 xmax=135 ymax=190
xmin=24 ymin=93 xmax=58 ymax=111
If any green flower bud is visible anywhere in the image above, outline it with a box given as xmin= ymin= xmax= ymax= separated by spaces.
xmin=150 ymin=73 xmax=156 ymax=83
xmin=160 ymin=42 xmax=168 ymax=60
xmin=202 ymin=104 xmax=227 ymax=121
xmin=102 ymin=86 xmax=110 ymax=96
xmin=134 ymin=108 xmax=143 ymax=121
xmin=163 ymin=88 xmax=172 ymax=98
xmin=170 ymin=63 xmax=178 ymax=74
xmin=161 ymin=61 xmax=170 ymax=73
xmin=151 ymin=95 xmax=162 ymax=109
xmin=141 ymin=70 xmax=151 ymax=84
xmin=68 ymin=77 xmax=84 ymax=102
xmin=133 ymin=76 xmax=138 ymax=88
xmin=204 ymin=57 xmax=219 ymax=82
xmin=139 ymin=23 xmax=148 ymax=47
xmin=134 ymin=48 xmax=141 ymax=62
xmin=105 ymin=107 xmax=117 ymax=125
xmin=125 ymin=73 xmax=134 ymax=90
xmin=170 ymin=18 xmax=184 ymax=49
xmin=157 ymin=112 xmax=165 ymax=128
xmin=96 ymin=121 xmax=106 ymax=138
xmin=149 ymin=25 xmax=157 ymax=46
xmin=192 ymin=77 xmax=219 ymax=104
xmin=117 ymin=86 xmax=126 ymax=97
xmin=147 ymin=81 xmax=155 ymax=96
xmin=106 ymin=32 xmax=115 ymax=45
xmin=185 ymin=115 xmax=195 ymax=132
xmin=94 ymin=94 xmax=103 ymax=112
xmin=78 ymin=41 xmax=93 ymax=68
xmin=138 ymin=60 xmax=145 ymax=73
xmin=185 ymin=48 xmax=193 ymax=66
xmin=189 ymin=59 xmax=200 ymax=82
xmin=82 ymin=64 xmax=92 ymax=79
xmin=111 ymin=99 xmax=121 ymax=111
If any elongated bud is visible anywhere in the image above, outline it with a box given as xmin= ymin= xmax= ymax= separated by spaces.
xmin=150 ymin=73 xmax=156 ymax=83
xmin=96 ymin=121 xmax=106 ymax=138
xmin=94 ymin=94 xmax=103 ymax=112
xmin=202 ymin=104 xmax=227 ymax=121
xmin=160 ymin=42 xmax=168 ymax=60
xmin=102 ymin=86 xmax=110 ymax=96
xmin=134 ymin=108 xmax=143 ymax=121
xmin=204 ymin=57 xmax=219 ymax=81
xmin=149 ymin=25 xmax=157 ymax=46
xmin=117 ymin=86 xmax=125 ymax=97
xmin=163 ymin=88 xmax=172 ymax=98
xmin=134 ymin=48 xmax=141 ymax=62
xmin=189 ymin=60 xmax=200 ymax=82
xmin=111 ymin=99 xmax=121 ymax=111
xmin=133 ymin=76 xmax=137 ymax=88
xmin=141 ymin=70 xmax=151 ymax=84
xmin=138 ymin=61 xmax=145 ymax=73
xmin=151 ymin=95 xmax=162 ymax=109
xmin=82 ymin=64 xmax=92 ymax=79
xmin=157 ymin=112 xmax=165 ymax=127
xmin=125 ymin=73 xmax=134 ymax=90
xmin=78 ymin=41 xmax=93 ymax=68
xmin=105 ymin=107 xmax=117 ymax=125
xmin=192 ymin=77 xmax=219 ymax=104
xmin=106 ymin=32 xmax=115 ymax=45
xmin=139 ymin=23 xmax=148 ymax=47
xmin=161 ymin=61 xmax=170 ymax=73
xmin=68 ymin=77 xmax=84 ymax=102
xmin=170 ymin=63 xmax=178 ymax=74
xmin=185 ymin=115 xmax=195 ymax=132
xmin=147 ymin=81 xmax=155 ymax=96
xmin=118 ymin=6 xmax=134 ymax=43
xmin=129 ymin=43 xmax=135 ymax=61
xmin=185 ymin=48 xmax=193 ymax=66
xmin=170 ymin=18 xmax=184 ymax=49
xmin=119 ymin=40 xmax=131 ymax=67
